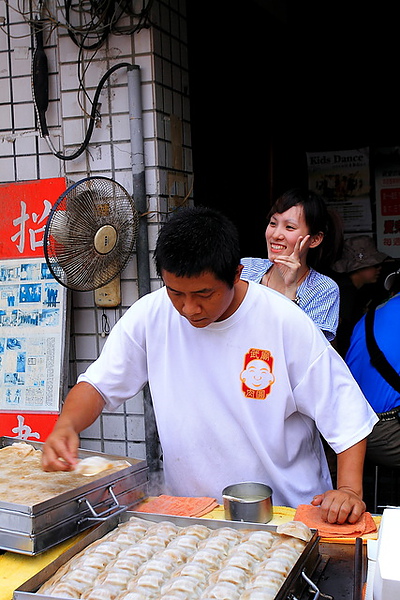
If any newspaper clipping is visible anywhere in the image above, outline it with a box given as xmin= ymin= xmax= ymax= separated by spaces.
xmin=0 ymin=258 xmax=66 ymax=413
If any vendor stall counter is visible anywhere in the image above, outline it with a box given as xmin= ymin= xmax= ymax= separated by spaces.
xmin=2 ymin=503 xmax=374 ymax=600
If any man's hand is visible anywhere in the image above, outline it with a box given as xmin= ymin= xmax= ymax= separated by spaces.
xmin=311 ymin=487 xmax=366 ymax=524
xmin=41 ymin=423 xmax=79 ymax=472
xmin=41 ymin=381 xmax=105 ymax=472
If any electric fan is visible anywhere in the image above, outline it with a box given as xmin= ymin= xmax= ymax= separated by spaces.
xmin=44 ymin=176 xmax=139 ymax=292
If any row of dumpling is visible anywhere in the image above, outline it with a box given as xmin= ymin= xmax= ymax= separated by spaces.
xmin=37 ymin=517 xmax=308 ymax=600
xmin=37 ymin=518 xmax=181 ymax=598
xmin=116 ymin=529 xmax=303 ymax=600
xmin=38 ymin=519 xmax=227 ymax=598
xmin=79 ymin=526 xmax=248 ymax=599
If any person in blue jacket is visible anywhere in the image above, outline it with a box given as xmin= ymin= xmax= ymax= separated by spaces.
xmin=346 ymin=266 xmax=400 ymax=467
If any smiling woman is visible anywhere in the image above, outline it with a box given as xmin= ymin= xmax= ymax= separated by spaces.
xmin=241 ymin=188 xmax=343 ymax=341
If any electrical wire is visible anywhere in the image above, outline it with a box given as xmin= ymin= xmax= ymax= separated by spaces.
xmin=62 ymin=0 xmax=153 ymax=49
xmin=5 ymin=0 xmax=154 ymax=160
xmin=101 ymin=310 xmax=111 ymax=336
xmin=41 ymin=61 xmax=132 ymax=160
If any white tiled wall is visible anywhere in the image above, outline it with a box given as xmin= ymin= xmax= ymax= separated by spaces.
xmin=0 ymin=0 xmax=193 ymax=468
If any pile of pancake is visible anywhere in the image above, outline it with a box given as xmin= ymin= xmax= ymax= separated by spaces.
xmin=0 ymin=442 xmax=130 ymax=506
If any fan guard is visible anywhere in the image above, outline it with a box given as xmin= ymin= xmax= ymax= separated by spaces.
xmin=44 ymin=176 xmax=139 ymax=291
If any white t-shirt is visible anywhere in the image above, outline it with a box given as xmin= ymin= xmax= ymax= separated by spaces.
xmin=79 ymin=281 xmax=377 ymax=507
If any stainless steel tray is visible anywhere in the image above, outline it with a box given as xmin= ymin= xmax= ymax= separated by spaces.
xmin=0 ymin=437 xmax=148 ymax=555
xmin=13 ymin=511 xmax=321 ymax=600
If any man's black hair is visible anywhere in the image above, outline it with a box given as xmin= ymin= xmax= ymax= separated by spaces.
xmin=154 ymin=206 xmax=241 ymax=287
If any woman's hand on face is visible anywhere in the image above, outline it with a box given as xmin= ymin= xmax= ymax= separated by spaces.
xmin=272 ymin=234 xmax=310 ymax=288
xmin=297 ymin=234 xmax=311 ymax=258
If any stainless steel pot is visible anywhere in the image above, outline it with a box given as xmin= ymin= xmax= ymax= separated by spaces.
xmin=222 ymin=482 xmax=273 ymax=523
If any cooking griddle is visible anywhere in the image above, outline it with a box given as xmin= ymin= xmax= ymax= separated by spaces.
xmin=0 ymin=437 xmax=148 ymax=555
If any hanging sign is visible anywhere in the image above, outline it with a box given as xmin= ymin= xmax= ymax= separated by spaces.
xmin=307 ymin=147 xmax=372 ymax=233
xmin=0 ymin=177 xmax=67 ymax=441
xmin=374 ymin=147 xmax=400 ymax=258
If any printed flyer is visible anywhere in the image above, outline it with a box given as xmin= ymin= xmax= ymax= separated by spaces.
xmin=374 ymin=147 xmax=400 ymax=258
xmin=307 ymin=147 xmax=372 ymax=233
xmin=0 ymin=258 xmax=66 ymax=413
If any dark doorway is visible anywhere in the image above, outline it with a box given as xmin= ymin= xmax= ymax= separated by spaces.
xmin=187 ymin=1 xmax=398 ymax=257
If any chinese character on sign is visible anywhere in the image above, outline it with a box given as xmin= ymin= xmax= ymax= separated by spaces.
xmin=11 ymin=200 xmax=52 ymax=254
xmin=383 ymin=219 xmax=400 ymax=234
xmin=11 ymin=414 xmax=40 ymax=440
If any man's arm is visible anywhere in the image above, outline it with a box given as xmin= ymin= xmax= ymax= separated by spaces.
xmin=42 ymin=381 xmax=105 ymax=472
xmin=311 ymin=439 xmax=367 ymax=524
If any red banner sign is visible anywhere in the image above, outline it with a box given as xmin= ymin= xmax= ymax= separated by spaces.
xmin=0 ymin=178 xmax=67 ymax=441
xmin=0 ymin=177 xmax=66 ymax=259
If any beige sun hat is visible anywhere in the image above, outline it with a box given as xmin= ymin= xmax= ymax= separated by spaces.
xmin=333 ymin=235 xmax=388 ymax=273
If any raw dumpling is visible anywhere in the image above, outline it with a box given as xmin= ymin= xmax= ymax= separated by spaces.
xmin=74 ymin=456 xmax=130 ymax=476
xmin=243 ymin=531 xmax=276 ymax=548
xmin=49 ymin=581 xmax=83 ymax=597
xmin=228 ymin=542 xmax=265 ymax=561
xmin=201 ymin=581 xmax=241 ymax=599
xmin=186 ymin=547 xmax=225 ymax=570
xmin=266 ymin=545 xmax=300 ymax=563
xmin=209 ymin=528 xmax=243 ymax=543
xmin=178 ymin=524 xmax=211 ymax=540
xmin=129 ymin=571 xmax=167 ymax=592
xmin=158 ymin=546 xmax=194 ymax=564
xmin=81 ymin=588 xmax=118 ymax=600
xmin=146 ymin=522 xmax=180 ymax=539
xmin=221 ymin=552 xmax=256 ymax=574
xmin=240 ymin=587 xmax=278 ymax=600
xmin=161 ymin=574 xmax=203 ymax=596
xmin=119 ymin=593 xmax=153 ymax=600
xmin=246 ymin=570 xmax=285 ymax=590
xmin=253 ymin=556 xmax=293 ymax=576
xmin=137 ymin=556 xmax=176 ymax=578
xmin=209 ymin=566 xmax=248 ymax=587
xmin=198 ymin=537 xmax=234 ymax=554
xmin=276 ymin=520 xmax=312 ymax=542
xmin=167 ymin=534 xmax=200 ymax=552
xmin=172 ymin=562 xmax=210 ymax=582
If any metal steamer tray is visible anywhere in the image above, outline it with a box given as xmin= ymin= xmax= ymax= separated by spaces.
xmin=0 ymin=437 xmax=148 ymax=555
xmin=13 ymin=511 xmax=322 ymax=600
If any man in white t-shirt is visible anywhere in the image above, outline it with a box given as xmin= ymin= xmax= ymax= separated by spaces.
xmin=42 ymin=206 xmax=378 ymax=524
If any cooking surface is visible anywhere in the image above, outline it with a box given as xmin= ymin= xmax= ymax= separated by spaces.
xmin=0 ymin=442 xmax=131 ymax=506
xmin=0 ymin=437 xmax=148 ymax=556
xmin=5 ymin=506 xmax=370 ymax=600
xmin=15 ymin=513 xmax=318 ymax=600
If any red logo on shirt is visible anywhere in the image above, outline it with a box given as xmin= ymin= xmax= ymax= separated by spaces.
xmin=240 ymin=348 xmax=275 ymax=400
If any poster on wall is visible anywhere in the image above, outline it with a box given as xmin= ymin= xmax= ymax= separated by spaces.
xmin=0 ymin=177 xmax=67 ymax=441
xmin=307 ymin=147 xmax=372 ymax=233
xmin=374 ymin=147 xmax=400 ymax=258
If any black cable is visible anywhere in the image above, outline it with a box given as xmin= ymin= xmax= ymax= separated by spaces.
xmin=28 ymin=0 xmax=152 ymax=160
xmin=63 ymin=0 xmax=153 ymax=48
xmin=101 ymin=310 xmax=111 ymax=336
xmin=45 ymin=62 xmax=132 ymax=161
xmin=64 ymin=0 xmax=116 ymax=50
xmin=31 ymin=18 xmax=49 ymax=136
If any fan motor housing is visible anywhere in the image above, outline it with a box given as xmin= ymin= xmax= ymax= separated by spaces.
xmin=94 ymin=225 xmax=118 ymax=254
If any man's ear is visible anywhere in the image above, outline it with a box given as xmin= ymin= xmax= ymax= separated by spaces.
xmin=234 ymin=264 xmax=244 ymax=283
xmin=309 ymin=232 xmax=324 ymax=249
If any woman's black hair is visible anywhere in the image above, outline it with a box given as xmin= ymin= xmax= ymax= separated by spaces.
xmin=267 ymin=188 xmax=344 ymax=272
xmin=154 ymin=205 xmax=241 ymax=287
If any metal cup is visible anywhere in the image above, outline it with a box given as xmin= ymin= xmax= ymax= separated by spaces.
xmin=222 ymin=482 xmax=273 ymax=523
